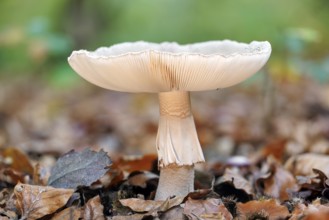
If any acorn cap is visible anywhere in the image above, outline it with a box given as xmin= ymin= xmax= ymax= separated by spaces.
xmin=68 ymin=40 xmax=271 ymax=93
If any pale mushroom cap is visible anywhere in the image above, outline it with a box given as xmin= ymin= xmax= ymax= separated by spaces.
xmin=68 ymin=40 xmax=271 ymax=93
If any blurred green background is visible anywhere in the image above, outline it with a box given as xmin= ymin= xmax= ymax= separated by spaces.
xmin=1 ymin=0 xmax=329 ymax=86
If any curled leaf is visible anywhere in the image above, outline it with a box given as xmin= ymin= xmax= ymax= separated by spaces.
xmin=285 ymin=153 xmax=329 ymax=177
xmin=214 ymin=168 xmax=253 ymax=203
xmin=220 ymin=168 xmax=253 ymax=195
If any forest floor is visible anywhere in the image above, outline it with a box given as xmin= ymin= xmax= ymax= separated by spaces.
xmin=1 ymin=77 xmax=329 ymax=219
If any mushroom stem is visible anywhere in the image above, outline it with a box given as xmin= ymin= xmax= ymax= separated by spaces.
xmin=155 ymin=91 xmax=204 ymax=200
xmin=155 ymin=165 xmax=194 ymax=201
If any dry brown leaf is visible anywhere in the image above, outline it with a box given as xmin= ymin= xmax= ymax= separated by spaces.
xmin=119 ymin=198 xmax=163 ymax=212
xmin=159 ymin=206 xmax=185 ymax=220
xmin=285 ymin=153 xmax=329 ymax=177
xmin=198 ymin=213 xmax=230 ymax=220
xmin=52 ymin=207 xmax=82 ymax=220
xmin=302 ymin=200 xmax=329 ymax=219
xmin=110 ymin=213 xmax=145 ymax=220
xmin=84 ymin=196 xmax=105 ymax=220
xmin=218 ymin=204 xmax=233 ymax=220
xmin=236 ymin=199 xmax=290 ymax=220
xmin=290 ymin=202 xmax=329 ymax=220
xmin=114 ymin=154 xmax=157 ymax=173
xmin=119 ymin=196 xmax=184 ymax=213
xmin=183 ymin=198 xmax=223 ymax=220
xmin=303 ymin=206 xmax=329 ymax=220
xmin=220 ymin=167 xmax=253 ymax=195
xmin=186 ymin=189 xmax=215 ymax=200
xmin=0 ymin=147 xmax=34 ymax=175
xmin=256 ymin=162 xmax=297 ymax=200
xmin=304 ymin=212 xmax=329 ymax=220
xmin=157 ymin=196 xmax=185 ymax=212
xmin=14 ymin=183 xmax=74 ymax=220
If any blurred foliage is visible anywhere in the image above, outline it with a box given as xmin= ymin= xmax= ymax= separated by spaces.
xmin=0 ymin=0 xmax=329 ymax=85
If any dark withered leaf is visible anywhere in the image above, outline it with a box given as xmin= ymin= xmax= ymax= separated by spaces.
xmin=48 ymin=149 xmax=111 ymax=189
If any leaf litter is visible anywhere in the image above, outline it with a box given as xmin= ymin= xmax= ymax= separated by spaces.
xmin=1 ymin=79 xmax=329 ymax=218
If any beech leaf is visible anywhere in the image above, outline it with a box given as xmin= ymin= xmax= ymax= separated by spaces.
xmin=14 ymin=183 xmax=74 ymax=220
xmin=48 ymin=149 xmax=111 ymax=188
xmin=183 ymin=198 xmax=228 ymax=220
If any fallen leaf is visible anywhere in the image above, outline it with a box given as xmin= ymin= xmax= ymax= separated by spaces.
xmin=114 ymin=154 xmax=157 ymax=173
xmin=119 ymin=196 xmax=184 ymax=213
xmin=119 ymin=198 xmax=163 ymax=212
xmin=186 ymin=189 xmax=218 ymax=200
xmin=220 ymin=168 xmax=253 ymax=195
xmin=294 ymin=169 xmax=329 ymax=201
xmin=285 ymin=153 xmax=329 ymax=177
xmin=304 ymin=212 xmax=329 ymax=220
xmin=236 ymin=199 xmax=290 ymax=220
xmin=52 ymin=207 xmax=82 ymax=220
xmin=110 ymin=213 xmax=145 ymax=220
xmin=48 ymin=149 xmax=111 ymax=188
xmin=14 ymin=183 xmax=74 ymax=219
xmin=84 ymin=195 xmax=105 ymax=220
xmin=159 ymin=206 xmax=185 ymax=220
xmin=290 ymin=200 xmax=329 ymax=220
xmin=183 ymin=198 xmax=223 ymax=220
xmin=157 ymin=196 xmax=185 ymax=212
xmin=218 ymin=204 xmax=233 ymax=220
xmin=214 ymin=168 xmax=253 ymax=203
xmin=0 ymin=147 xmax=34 ymax=175
xmin=256 ymin=161 xmax=297 ymax=200
xmin=303 ymin=204 xmax=329 ymax=220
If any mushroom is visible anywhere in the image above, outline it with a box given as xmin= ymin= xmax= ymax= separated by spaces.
xmin=68 ymin=40 xmax=271 ymax=200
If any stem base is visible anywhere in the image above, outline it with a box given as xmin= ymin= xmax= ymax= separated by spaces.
xmin=155 ymin=165 xmax=194 ymax=201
